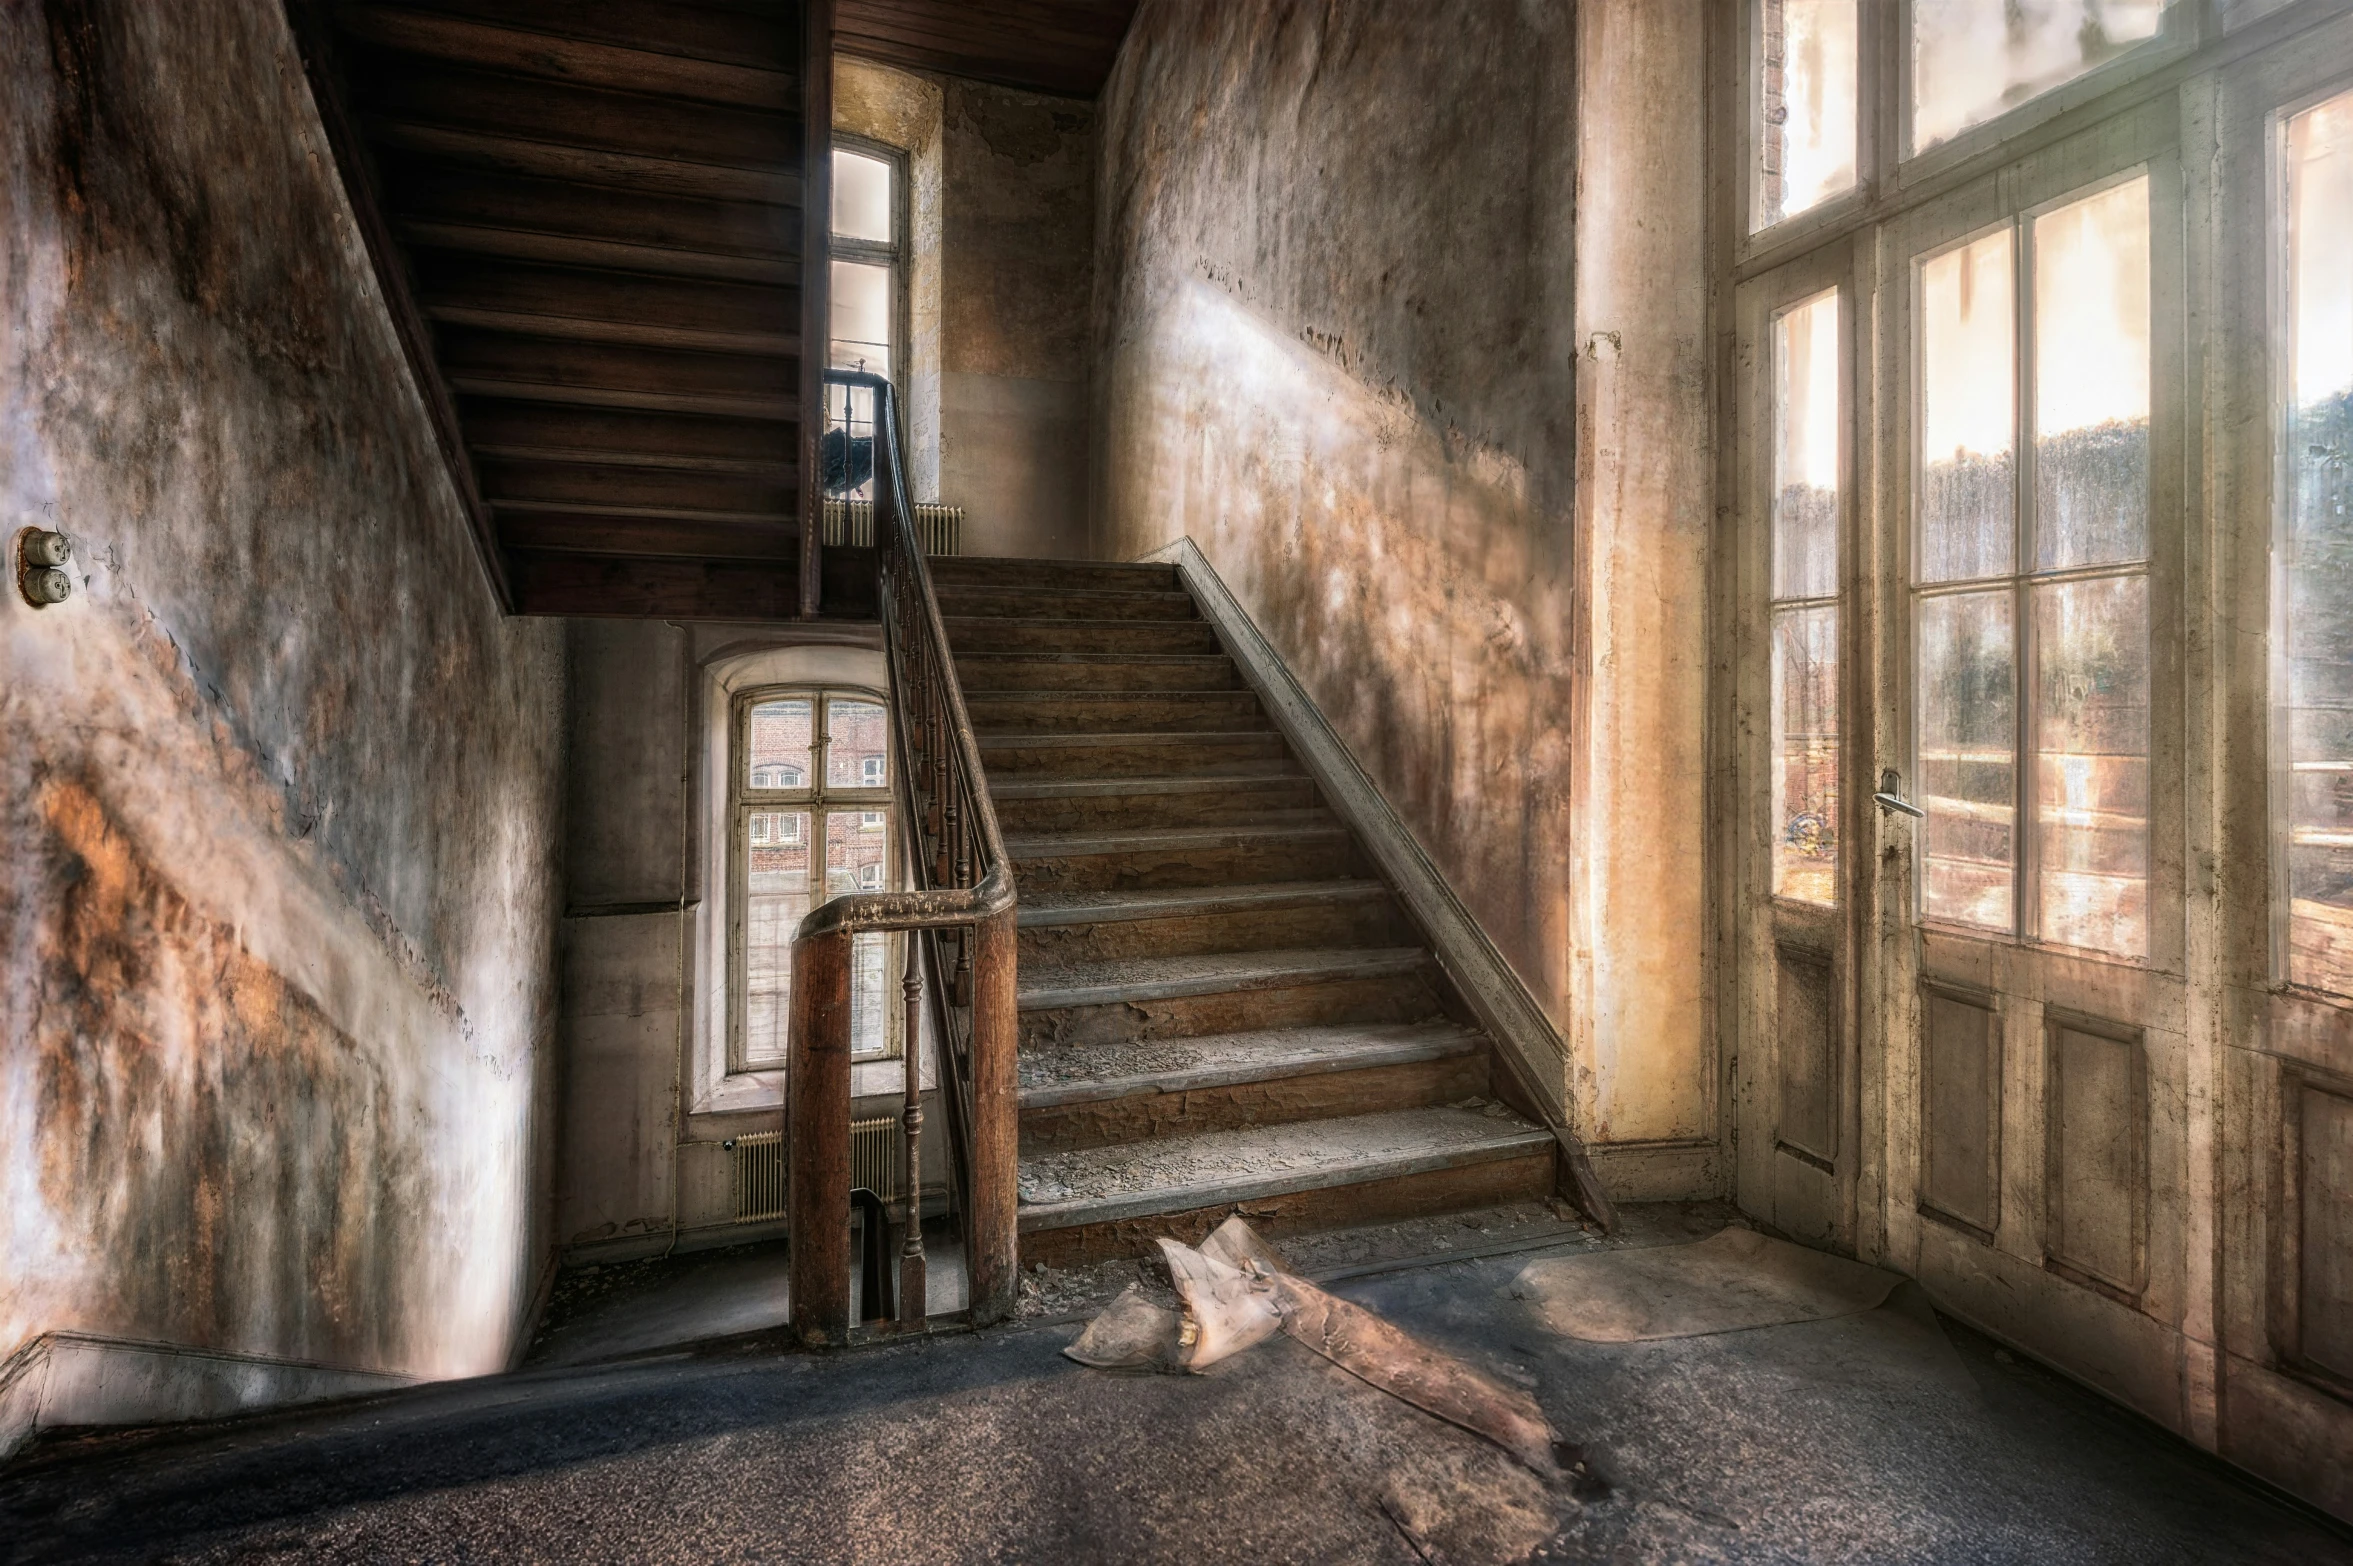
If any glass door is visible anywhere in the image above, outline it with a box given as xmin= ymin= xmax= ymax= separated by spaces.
xmin=1872 ymin=120 xmax=2192 ymax=1334
xmin=1730 ymin=248 xmax=1864 ymax=1249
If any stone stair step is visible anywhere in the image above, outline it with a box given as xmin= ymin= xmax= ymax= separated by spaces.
xmin=928 ymin=556 xmax=1181 ymax=593
xmin=954 ymin=652 xmax=1243 ymax=693
xmin=963 ymin=689 xmax=1268 ymax=735
xmin=1018 ymin=879 xmax=1404 ymax=964
xmin=1017 ymin=946 xmax=1440 ymax=1048
xmin=1018 ymin=1023 xmax=1489 ymax=1153
xmin=978 ymin=730 xmax=1290 ymax=777
xmin=1014 ymin=1106 xmax=1556 ymax=1266
xmin=944 ymin=617 xmax=1223 ymax=656
xmin=935 ymin=584 xmax=1196 ymax=622
xmin=992 ymin=770 xmax=1318 ymax=833
xmin=1005 ymin=818 xmax=1355 ymax=892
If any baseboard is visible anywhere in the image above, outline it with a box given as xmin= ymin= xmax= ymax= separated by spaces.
xmin=1144 ymin=537 xmax=1576 ymax=1121
xmin=0 ymin=1331 xmax=416 ymax=1465
xmin=1584 ymin=1137 xmax=1723 ymax=1202
xmin=559 ymin=1216 xmax=792 ymax=1270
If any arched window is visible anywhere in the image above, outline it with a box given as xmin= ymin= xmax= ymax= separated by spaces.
xmin=731 ymin=685 xmax=897 ymax=1071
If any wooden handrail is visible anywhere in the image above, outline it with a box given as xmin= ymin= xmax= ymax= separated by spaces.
xmin=787 ymin=370 xmax=1017 ymax=1346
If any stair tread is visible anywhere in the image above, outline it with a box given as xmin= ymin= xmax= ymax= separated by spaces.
xmin=1019 ymin=1022 xmax=1483 ymax=1108
xmin=956 ymin=653 xmax=1233 ymax=667
xmin=979 ymin=730 xmax=1279 ymax=747
xmin=1019 ymin=946 xmax=1428 ymax=1010
xmin=946 ymin=616 xmax=1206 ymax=632
xmin=1015 ymin=1105 xmax=1550 ymax=1230
xmin=968 ymin=689 xmax=1250 ymax=700
xmin=1005 ymin=818 xmax=1339 ymax=858
xmin=992 ymin=770 xmax=1305 ymax=800
xmin=1019 ymin=879 xmax=1388 ymax=927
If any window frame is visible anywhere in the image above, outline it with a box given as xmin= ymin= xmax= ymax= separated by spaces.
xmin=1884 ymin=116 xmax=2188 ymax=972
xmin=727 ymin=682 xmax=899 ymax=1074
xmin=2268 ymin=72 xmax=2353 ymax=995
xmin=825 ymin=133 xmax=910 ymax=486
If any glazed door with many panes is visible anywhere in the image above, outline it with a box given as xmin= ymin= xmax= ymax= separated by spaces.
xmin=1733 ymin=3 xmax=2190 ymax=1309
xmin=1881 ymin=137 xmax=2188 ymax=1315
xmin=1732 ymin=249 xmax=1863 ymax=1249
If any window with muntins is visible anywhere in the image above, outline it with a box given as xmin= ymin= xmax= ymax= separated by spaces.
xmin=826 ymin=143 xmax=902 ymax=502
xmin=1913 ymin=175 xmax=2153 ymax=958
xmin=2280 ymin=87 xmax=2353 ymax=994
xmin=1772 ymin=288 xmax=1844 ymax=904
xmin=733 ymin=688 xmax=896 ymax=1070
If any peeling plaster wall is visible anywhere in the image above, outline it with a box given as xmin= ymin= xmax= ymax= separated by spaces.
xmin=942 ymin=81 xmax=1094 ymax=560
xmin=0 ymin=0 xmax=565 ymax=1423
xmin=1091 ymin=0 xmax=1712 ymax=1168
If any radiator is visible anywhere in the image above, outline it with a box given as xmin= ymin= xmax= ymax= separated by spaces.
xmin=729 ymin=1131 xmax=787 ymax=1223
xmin=850 ymin=1115 xmax=905 ymax=1202
xmin=727 ymin=1119 xmax=906 ymax=1224
xmin=823 ymin=499 xmax=962 ymax=556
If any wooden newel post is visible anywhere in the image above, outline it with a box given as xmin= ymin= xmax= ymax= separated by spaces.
xmin=966 ymin=906 xmax=1021 ymax=1325
xmin=788 ymin=928 xmax=854 ymax=1346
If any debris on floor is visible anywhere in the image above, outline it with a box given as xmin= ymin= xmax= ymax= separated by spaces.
xmin=1066 ymin=1217 xmax=1576 ymax=1481
xmin=1513 ymin=1223 xmax=1902 ymax=1342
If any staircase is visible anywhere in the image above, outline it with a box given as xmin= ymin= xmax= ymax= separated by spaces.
xmin=928 ymin=555 xmax=1558 ymax=1268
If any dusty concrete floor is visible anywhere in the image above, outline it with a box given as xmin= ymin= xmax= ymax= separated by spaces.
xmin=4 ymin=1205 xmax=2347 ymax=1564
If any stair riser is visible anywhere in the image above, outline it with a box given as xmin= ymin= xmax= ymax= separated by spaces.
xmin=992 ymin=780 xmax=1320 ymax=834
xmin=946 ymin=621 xmax=1223 ymax=656
xmin=1018 ymin=896 xmax=1409 ymax=964
xmin=1019 ymin=1055 xmax=1491 ymax=1155
xmin=979 ymin=736 xmax=1289 ymax=778
xmin=955 ymin=658 xmax=1243 ymax=694
xmin=1012 ymin=836 xmax=1358 ymax=894
xmin=929 ymin=559 xmax=1181 ymax=593
xmin=1018 ymin=1150 xmax=1556 ymax=1268
xmin=936 ymin=587 xmax=1195 ymax=622
xmin=965 ymin=693 xmax=1268 ymax=735
xmin=1019 ymin=973 xmax=1441 ymax=1050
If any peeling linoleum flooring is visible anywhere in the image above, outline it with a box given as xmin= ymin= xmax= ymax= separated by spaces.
xmin=4 ymin=1215 xmax=2348 ymax=1565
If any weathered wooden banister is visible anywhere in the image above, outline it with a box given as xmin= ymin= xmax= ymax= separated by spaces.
xmin=788 ymin=369 xmax=1018 ymax=1345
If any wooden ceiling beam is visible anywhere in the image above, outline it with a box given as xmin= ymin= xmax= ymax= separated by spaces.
xmin=368 ymin=121 xmax=799 ymax=204
xmin=382 ymin=162 xmax=798 ymax=263
xmin=339 ymin=5 xmax=796 ymax=108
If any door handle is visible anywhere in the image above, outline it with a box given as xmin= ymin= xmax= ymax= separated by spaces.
xmin=1872 ymin=769 xmax=1926 ymax=819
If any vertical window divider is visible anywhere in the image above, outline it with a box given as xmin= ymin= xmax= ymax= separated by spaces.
xmin=2016 ymin=208 xmax=2045 ymax=947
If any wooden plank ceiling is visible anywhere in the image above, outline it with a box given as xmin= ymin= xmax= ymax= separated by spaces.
xmin=313 ymin=0 xmax=834 ymax=617
xmin=837 ymin=0 xmax=1138 ymax=97
xmin=303 ymin=0 xmax=1135 ymax=617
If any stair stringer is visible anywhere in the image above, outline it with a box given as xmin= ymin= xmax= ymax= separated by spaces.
xmin=1142 ymin=535 xmax=1618 ymax=1227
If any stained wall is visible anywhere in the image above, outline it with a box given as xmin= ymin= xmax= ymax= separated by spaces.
xmin=1089 ymin=0 xmax=1714 ymax=1184
xmin=0 ymin=0 xmax=564 ymax=1439
xmin=942 ymin=80 xmax=1095 ymax=560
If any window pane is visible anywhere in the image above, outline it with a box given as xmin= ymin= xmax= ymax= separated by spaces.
xmin=826 ymin=811 xmax=892 ymax=1059
xmin=2034 ymin=178 xmax=2150 ymax=570
xmin=1919 ymin=590 xmax=2016 ymax=930
xmin=1920 ymin=231 xmax=2016 ymax=582
xmin=746 ymin=697 xmax=813 ymax=791
xmin=1755 ymin=0 xmax=1858 ymax=231
xmin=832 ymin=147 xmax=892 ymax=244
xmin=1773 ymin=290 xmax=1841 ymax=599
xmin=827 ymin=698 xmax=888 ymax=789
xmin=1773 ymin=605 xmax=1840 ymax=904
xmin=2285 ymin=91 xmax=2353 ymax=991
xmin=743 ymin=810 xmax=811 ymax=1068
xmin=2036 ymin=575 xmax=2149 ymax=956
xmin=1911 ymin=1 xmax=2166 ymax=153
xmin=829 ymin=259 xmax=892 ymax=379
